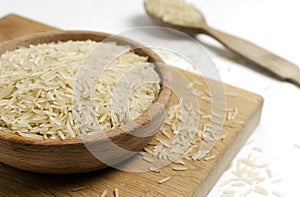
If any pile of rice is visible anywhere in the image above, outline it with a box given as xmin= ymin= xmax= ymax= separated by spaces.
xmin=145 ymin=0 xmax=204 ymax=27
xmin=0 ymin=40 xmax=161 ymax=140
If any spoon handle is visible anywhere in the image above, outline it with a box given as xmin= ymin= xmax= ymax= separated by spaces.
xmin=203 ymin=26 xmax=300 ymax=87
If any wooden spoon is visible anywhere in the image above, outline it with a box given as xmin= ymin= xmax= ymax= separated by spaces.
xmin=0 ymin=31 xmax=172 ymax=174
xmin=144 ymin=0 xmax=300 ymax=87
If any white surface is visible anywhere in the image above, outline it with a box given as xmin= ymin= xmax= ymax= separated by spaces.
xmin=0 ymin=0 xmax=299 ymax=196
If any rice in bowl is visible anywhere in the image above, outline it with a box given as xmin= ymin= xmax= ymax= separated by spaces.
xmin=0 ymin=40 xmax=161 ymax=140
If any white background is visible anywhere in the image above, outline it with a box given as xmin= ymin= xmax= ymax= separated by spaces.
xmin=0 ymin=0 xmax=299 ymax=196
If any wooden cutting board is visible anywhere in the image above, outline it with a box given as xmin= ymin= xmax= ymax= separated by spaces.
xmin=0 ymin=14 xmax=263 ymax=197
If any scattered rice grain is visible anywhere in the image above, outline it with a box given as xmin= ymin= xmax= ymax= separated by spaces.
xmin=100 ymin=190 xmax=107 ymax=197
xmin=266 ymin=167 xmax=273 ymax=178
xmin=254 ymin=185 xmax=268 ymax=195
xmin=149 ymin=167 xmax=160 ymax=173
xmin=200 ymin=96 xmax=212 ymax=103
xmin=271 ymin=178 xmax=283 ymax=184
xmin=158 ymin=176 xmax=171 ymax=184
xmin=231 ymin=182 xmax=245 ymax=187
xmin=201 ymin=114 xmax=212 ymax=119
xmin=242 ymin=189 xmax=253 ymax=197
xmin=272 ymin=190 xmax=285 ymax=197
xmin=204 ymin=154 xmax=216 ymax=161
xmin=114 ymin=188 xmax=119 ymax=197
xmin=172 ymin=166 xmax=188 ymax=171
xmin=293 ymin=144 xmax=300 ymax=149
xmin=252 ymin=147 xmax=262 ymax=153
xmin=223 ymin=190 xmax=235 ymax=194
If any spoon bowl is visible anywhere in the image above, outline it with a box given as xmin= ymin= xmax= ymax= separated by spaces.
xmin=144 ymin=0 xmax=206 ymax=35
xmin=0 ymin=31 xmax=172 ymax=174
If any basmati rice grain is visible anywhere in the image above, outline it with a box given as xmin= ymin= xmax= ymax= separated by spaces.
xmin=205 ymin=90 xmax=211 ymax=97
xmin=114 ymin=188 xmax=119 ymax=197
xmin=252 ymin=147 xmax=262 ymax=153
xmin=201 ymin=114 xmax=212 ymax=119
xmin=149 ymin=167 xmax=160 ymax=173
xmin=231 ymin=182 xmax=245 ymax=187
xmin=204 ymin=154 xmax=216 ymax=161
xmin=158 ymin=176 xmax=171 ymax=184
xmin=144 ymin=147 xmax=153 ymax=154
xmin=272 ymin=190 xmax=285 ymax=197
xmin=173 ymin=159 xmax=186 ymax=165
xmin=161 ymin=128 xmax=171 ymax=139
xmin=100 ymin=190 xmax=107 ymax=197
xmin=200 ymin=96 xmax=212 ymax=103
xmin=266 ymin=167 xmax=273 ymax=178
xmin=223 ymin=190 xmax=235 ymax=194
xmin=254 ymin=185 xmax=268 ymax=195
xmin=159 ymin=139 xmax=171 ymax=147
xmin=243 ymin=189 xmax=253 ymax=197
xmin=235 ymin=120 xmax=245 ymax=125
xmin=271 ymin=178 xmax=283 ymax=184
xmin=172 ymin=166 xmax=188 ymax=171
xmin=293 ymin=144 xmax=300 ymax=149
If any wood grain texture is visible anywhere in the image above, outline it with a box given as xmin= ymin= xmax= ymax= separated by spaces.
xmin=0 ymin=14 xmax=263 ymax=196
xmin=0 ymin=14 xmax=57 ymax=42
xmin=202 ymin=26 xmax=300 ymax=87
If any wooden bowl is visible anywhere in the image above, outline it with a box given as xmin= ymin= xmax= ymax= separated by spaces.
xmin=0 ymin=31 xmax=172 ymax=174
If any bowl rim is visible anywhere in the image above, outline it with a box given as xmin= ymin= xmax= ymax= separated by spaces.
xmin=0 ymin=30 xmax=172 ymax=146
